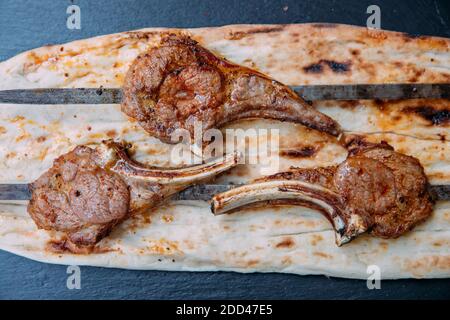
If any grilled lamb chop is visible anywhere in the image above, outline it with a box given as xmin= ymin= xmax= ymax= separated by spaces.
xmin=211 ymin=137 xmax=433 ymax=245
xmin=28 ymin=140 xmax=240 ymax=252
xmin=122 ymin=35 xmax=340 ymax=143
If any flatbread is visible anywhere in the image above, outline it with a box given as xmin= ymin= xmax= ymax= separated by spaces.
xmin=0 ymin=24 xmax=448 ymax=279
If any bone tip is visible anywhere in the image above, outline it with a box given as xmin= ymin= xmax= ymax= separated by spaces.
xmin=331 ymin=124 xmax=343 ymax=137
xmin=210 ymin=201 xmax=218 ymax=215
xmin=210 ymin=198 xmax=224 ymax=215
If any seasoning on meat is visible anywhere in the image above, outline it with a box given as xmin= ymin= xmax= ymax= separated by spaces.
xmin=122 ymin=35 xmax=340 ymax=143
xmin=28 ymin=140 xmax=240 ymax=252
xmin=212 ymin=136 xmax=433 ymax=245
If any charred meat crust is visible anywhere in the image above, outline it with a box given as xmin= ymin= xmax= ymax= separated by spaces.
xmin=212 ymin=138 xmax=433 ymax=245
xmin=121 ymin=34 xmax=340 ymax=143
xmin=28 ymin=144 xmax=131 ymax=250
xmin=28 ymin=140 xmax=240 ymax=253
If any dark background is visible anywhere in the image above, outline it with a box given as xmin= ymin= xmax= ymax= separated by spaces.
xmin=0 ymin=0 xmax=449 ymax=300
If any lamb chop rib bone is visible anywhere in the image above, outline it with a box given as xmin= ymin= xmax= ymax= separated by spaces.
xmin=28 ymin=140 xmax=240 ymax=250
xmin=211 ymin=139 xmax=434 ymax=246
xmin=121 ymin=35 xmax=340 ymax=143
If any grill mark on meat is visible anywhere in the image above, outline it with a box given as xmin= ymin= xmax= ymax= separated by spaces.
xmin=402 ymin=105 xmax=450 ymax=126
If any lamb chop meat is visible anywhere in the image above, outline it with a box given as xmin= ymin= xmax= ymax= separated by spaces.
xmin=211 ymin=137 xmax=433 ymax=245
xmin=28 ymin=140 xmax=240 ymax=252
xmin=122 ymin=35 xmax=340 ymax=143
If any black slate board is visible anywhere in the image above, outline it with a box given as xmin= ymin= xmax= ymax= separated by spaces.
xmin=0 ymin=0 xmax=449 ymax=300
